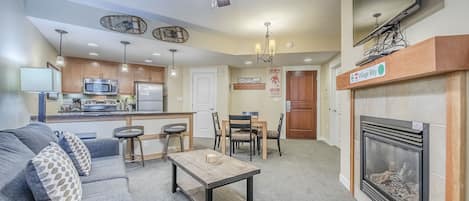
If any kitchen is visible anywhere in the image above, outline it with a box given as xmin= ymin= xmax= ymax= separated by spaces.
xmin=36 ymin=56 xmax=194 ymax=160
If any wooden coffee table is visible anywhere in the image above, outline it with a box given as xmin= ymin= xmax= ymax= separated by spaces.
xmin=168 ymin=149 xmax=261 ymax=201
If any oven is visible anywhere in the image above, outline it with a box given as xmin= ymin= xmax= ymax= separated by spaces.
xmin=83 ymin=78 xmax=119 ymax=95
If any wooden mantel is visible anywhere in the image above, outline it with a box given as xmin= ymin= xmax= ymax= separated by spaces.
xmin=337 ymin=35 xmax=469 ymax=90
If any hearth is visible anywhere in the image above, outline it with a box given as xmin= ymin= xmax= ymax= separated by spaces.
xmin=360 ymin=116 xmax=429 ymax=201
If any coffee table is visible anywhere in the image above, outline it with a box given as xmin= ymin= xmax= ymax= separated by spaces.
xmin=168 ymin=149 xmax=261 ymax=201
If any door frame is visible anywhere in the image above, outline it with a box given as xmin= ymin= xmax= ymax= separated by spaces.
xmin=190 ymin=67 xmax=218 ymax=138
xmin=282 ymin=65 xmax=321 ymax=139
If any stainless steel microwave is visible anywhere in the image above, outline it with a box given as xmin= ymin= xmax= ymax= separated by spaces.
xmin=83 ymin=78 xmax=118 ymax=95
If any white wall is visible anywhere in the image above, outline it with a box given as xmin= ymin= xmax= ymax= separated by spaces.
xmin=340 ymin=0 xmax=469 ymax=199
xmin=0 ymin=0 xmax=57 ymax=129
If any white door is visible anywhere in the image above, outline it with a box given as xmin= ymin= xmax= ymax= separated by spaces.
xmin=192 ymin=72 xmax=217 ymax=138
xmin=329 ymin=65 xmax=341 ymax=148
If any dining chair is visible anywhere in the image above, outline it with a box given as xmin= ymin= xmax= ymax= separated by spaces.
xmin=229 ymin=115 xmax=256 ymax=161
xmin=258 ymin=113 xmax=284 ymax=156
xmin=211 ymin=112 xmax=230 ymax=150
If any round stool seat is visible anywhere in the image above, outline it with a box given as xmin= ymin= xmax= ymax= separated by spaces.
xmin=164 ymin=125 xmax=186 ymax=134
xmin=114 ymin=130 xmax=144 ymax=138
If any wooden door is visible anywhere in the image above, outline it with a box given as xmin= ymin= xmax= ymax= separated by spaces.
xmin=286 ymin=71 xmax=317 ymax=139
xmin=61 ymin=59 xmax=83 ymax=93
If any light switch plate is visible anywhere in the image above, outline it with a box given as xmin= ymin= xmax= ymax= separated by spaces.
xmin=412 ymin=121 xmax=423 ymax=131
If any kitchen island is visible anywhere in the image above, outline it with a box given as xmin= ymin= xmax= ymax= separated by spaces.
xmin=31 ymin=112 xmax=194 ymax=160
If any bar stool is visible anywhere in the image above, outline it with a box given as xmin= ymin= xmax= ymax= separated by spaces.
xmin=162 ymin=123 xmax=187 ymax=160
xmin=113 ymin=126 xmax=145 ymax=167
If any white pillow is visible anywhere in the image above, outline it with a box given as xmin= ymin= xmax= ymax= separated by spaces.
xmin=59 ymin=132 xmax=92 ymax=176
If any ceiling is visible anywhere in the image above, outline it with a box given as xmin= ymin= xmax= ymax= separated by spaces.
xmin=26 ymin=0 xmax=340 ymax=68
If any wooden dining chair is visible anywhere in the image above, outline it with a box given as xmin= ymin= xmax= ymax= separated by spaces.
xmin=229 ymin=115 xmax=256 ymax=161
xmin=211 ymin=112 xmax=229 ymax=150
xmin=258 ymin=113 xmax=284 ymax=156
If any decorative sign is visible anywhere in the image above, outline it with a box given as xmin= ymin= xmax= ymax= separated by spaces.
xmin=350 ymin=62 xmax=386 ymax=84
xmin=268 ymin=67 xmax=282 ymax=97
xmin=100 ymin=15 xmax=147 ymax=34
xmin=152 ymin=26 xmax=189 ymax=43
xmin=238 ymin=77 xmax=261 ymax=83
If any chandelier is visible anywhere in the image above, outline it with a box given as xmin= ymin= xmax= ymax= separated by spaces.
xmin=255 ymin=22 xmax=276 ymax=65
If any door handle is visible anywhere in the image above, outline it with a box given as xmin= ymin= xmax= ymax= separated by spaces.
xmin=286 ymin=101 xmax=291 ymax=112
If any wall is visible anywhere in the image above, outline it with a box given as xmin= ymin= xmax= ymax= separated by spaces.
xmin=229 ymin=67 xmax=283 ymax=133
xmin=0 ymin=0 xmax=58 ymax=130
xmin=339 ymin=0 xmax=469 ymax=200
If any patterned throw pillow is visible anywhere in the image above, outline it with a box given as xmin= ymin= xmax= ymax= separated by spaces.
xmin=59 ymin=132 xmax=92 ymax=176
xmin=25 ymin=142 xmax=82 ymax=201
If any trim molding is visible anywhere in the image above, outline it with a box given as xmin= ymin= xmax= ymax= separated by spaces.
xmin=339 ymin=174 xmax=351 ymax=191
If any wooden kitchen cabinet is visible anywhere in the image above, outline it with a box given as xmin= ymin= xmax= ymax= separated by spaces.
xmin=62 ymin=57 xmax=165 ymax=95
xmin=133 ymin=66 xmax=151 ymax=82
xmin=61 ymin=60 xmax=84 ymax=93
xmin=150 ymin=69 xmax=165 ymax=83
xmin=118 ymin=67 xmax=135 ymax=95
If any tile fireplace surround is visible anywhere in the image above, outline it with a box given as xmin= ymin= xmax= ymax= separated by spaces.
xmin=353 ymin=75 xmax=449 ymax=201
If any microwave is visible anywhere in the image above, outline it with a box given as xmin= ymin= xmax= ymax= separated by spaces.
xmin=83 ymin=78 xmax=119 ymax=95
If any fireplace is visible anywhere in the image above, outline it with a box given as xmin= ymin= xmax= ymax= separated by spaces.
xmin=360 ymin=116 xmax=429 ymax=201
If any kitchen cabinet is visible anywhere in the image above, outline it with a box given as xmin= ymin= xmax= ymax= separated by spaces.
xmin=150 ymin=69 xmax=165 ymax=83
xmin=62 ymin=57 xmax=165 ymax=95
xmin=133 ymin=66 xmax=151 ymax=82
xmin=61 ymin=59 xmax=83 ymax=93
xmin=118 ymin=67 xmax=135 ymax=95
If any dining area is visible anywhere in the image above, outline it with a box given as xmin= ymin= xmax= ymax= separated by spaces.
xmin=211 ymin=112 xmax=284 ymax=161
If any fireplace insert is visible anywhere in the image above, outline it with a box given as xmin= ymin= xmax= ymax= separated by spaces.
xmin=360 ymin=116 xmax=429 ymax=201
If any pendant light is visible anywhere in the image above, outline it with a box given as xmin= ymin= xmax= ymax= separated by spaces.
xmin=120 ymin=41 xmax=130 ymax=72
xmin=55 ymin=29 xmax=68 ymax=67
xmin=169 ymin=49 xmax=177 ymax=77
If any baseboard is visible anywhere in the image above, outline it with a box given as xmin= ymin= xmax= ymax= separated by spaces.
xmin=339 ymin=174 xmax=351 ymax=191
xmin=317 ymin=136 xmax=329 ymax=144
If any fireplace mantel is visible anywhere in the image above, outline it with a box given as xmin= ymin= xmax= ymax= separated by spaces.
xmin=337 ymin=35 xmax=469 ymax=90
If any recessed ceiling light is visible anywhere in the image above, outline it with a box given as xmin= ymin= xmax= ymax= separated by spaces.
xmin=89 ymin=52 xmax=99 ymax=56
xmin=87 ymin=43 xmax=98 ymax=47
xmin=286 ymin=41 xmax=294 ymax=48
xmin=304 ymin=58 xmax=313 ymax=62
xmin=152 ymin=52 xmax=161 ymax=56
xmin=144 ymin=59 xmax=153 ymax=63
xmin=244 ymin=61 xmax=253 ymax=65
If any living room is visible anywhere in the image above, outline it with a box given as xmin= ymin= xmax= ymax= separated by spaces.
xmin=1 ymin=0 xmax=469 ymax=201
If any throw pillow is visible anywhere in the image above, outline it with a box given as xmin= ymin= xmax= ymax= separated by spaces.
xmin=25 ymin=142 xmax=82 ymax=201
xmin=59 ymin=132 xmax=92 ymax=176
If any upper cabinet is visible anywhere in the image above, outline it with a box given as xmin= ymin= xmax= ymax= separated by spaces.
xmin=62 ymin=57 xmax=165 ymax=95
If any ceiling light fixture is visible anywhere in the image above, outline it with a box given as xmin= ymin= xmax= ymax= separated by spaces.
xmin=211 ymin=0 xmax=231 ymax=8
xmin=55 ymin=29 xmax=68 ymax=67
xmin=87 ymin=43 xmax=98 ymax=47
xmin=255 ymin=22 xmax=276 ymax=65
xmin=120 ymin=41 xmax=130 ymax=72
xmin=169 ymin=49 xmax=178 ymax=77
xmin=152 ymin=52 xmax=161 ymax=56
xmin=89 ymin=52 xmax=99 ymax=56
xmin=244 ymin=61 xmax=253 ymax=65
xmin=304 ymin=58 xmax=313 ymax=63
xmin=144 ymin=59 xmax=153 ymax=63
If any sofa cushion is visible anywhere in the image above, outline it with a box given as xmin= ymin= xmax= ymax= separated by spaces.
xmin=59 ymin=132 xmax=92 ymax=176
xmin=82 ymin=178 xmax=132 ymax=201
xmin=25 ymin=143 xmax=82 ymax=201
xmin=3 ymin=123 xmax=57 ymax=154
xmin=0 ymin=132 xmax=35 ymax=201
xmin=80 ymin=156 xmax=128 ymax=184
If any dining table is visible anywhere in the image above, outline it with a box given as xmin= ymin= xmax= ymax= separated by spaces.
xmin=220 ymin=118 xmax=269 ymax=160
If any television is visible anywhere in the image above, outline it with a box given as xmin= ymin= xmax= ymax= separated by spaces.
xmin=353 ymin=0 xmax=421 ymax=46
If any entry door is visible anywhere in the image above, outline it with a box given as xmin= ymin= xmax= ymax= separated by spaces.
xmin=329 ymin=67 xmax=340 ymax=147
xmin=192 ymin=72 xmax=217 ymax=138
xmin=286 ymin=71 xmax=317 ymax=139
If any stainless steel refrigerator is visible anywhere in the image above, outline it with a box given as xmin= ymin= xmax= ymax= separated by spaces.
xmin=135 ymin=82 xmax=163 ymax=112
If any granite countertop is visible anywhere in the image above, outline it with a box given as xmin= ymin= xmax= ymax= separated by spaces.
xmin=30 ymin=111 xmax=195 ymax=121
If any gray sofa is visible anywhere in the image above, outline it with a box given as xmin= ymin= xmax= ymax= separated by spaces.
xmin=0 ymin=123 xmax=133 ymax=201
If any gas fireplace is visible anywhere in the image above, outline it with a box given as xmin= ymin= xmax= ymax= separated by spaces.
xmin=360 ymin=116 xmax=429 ymax=201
